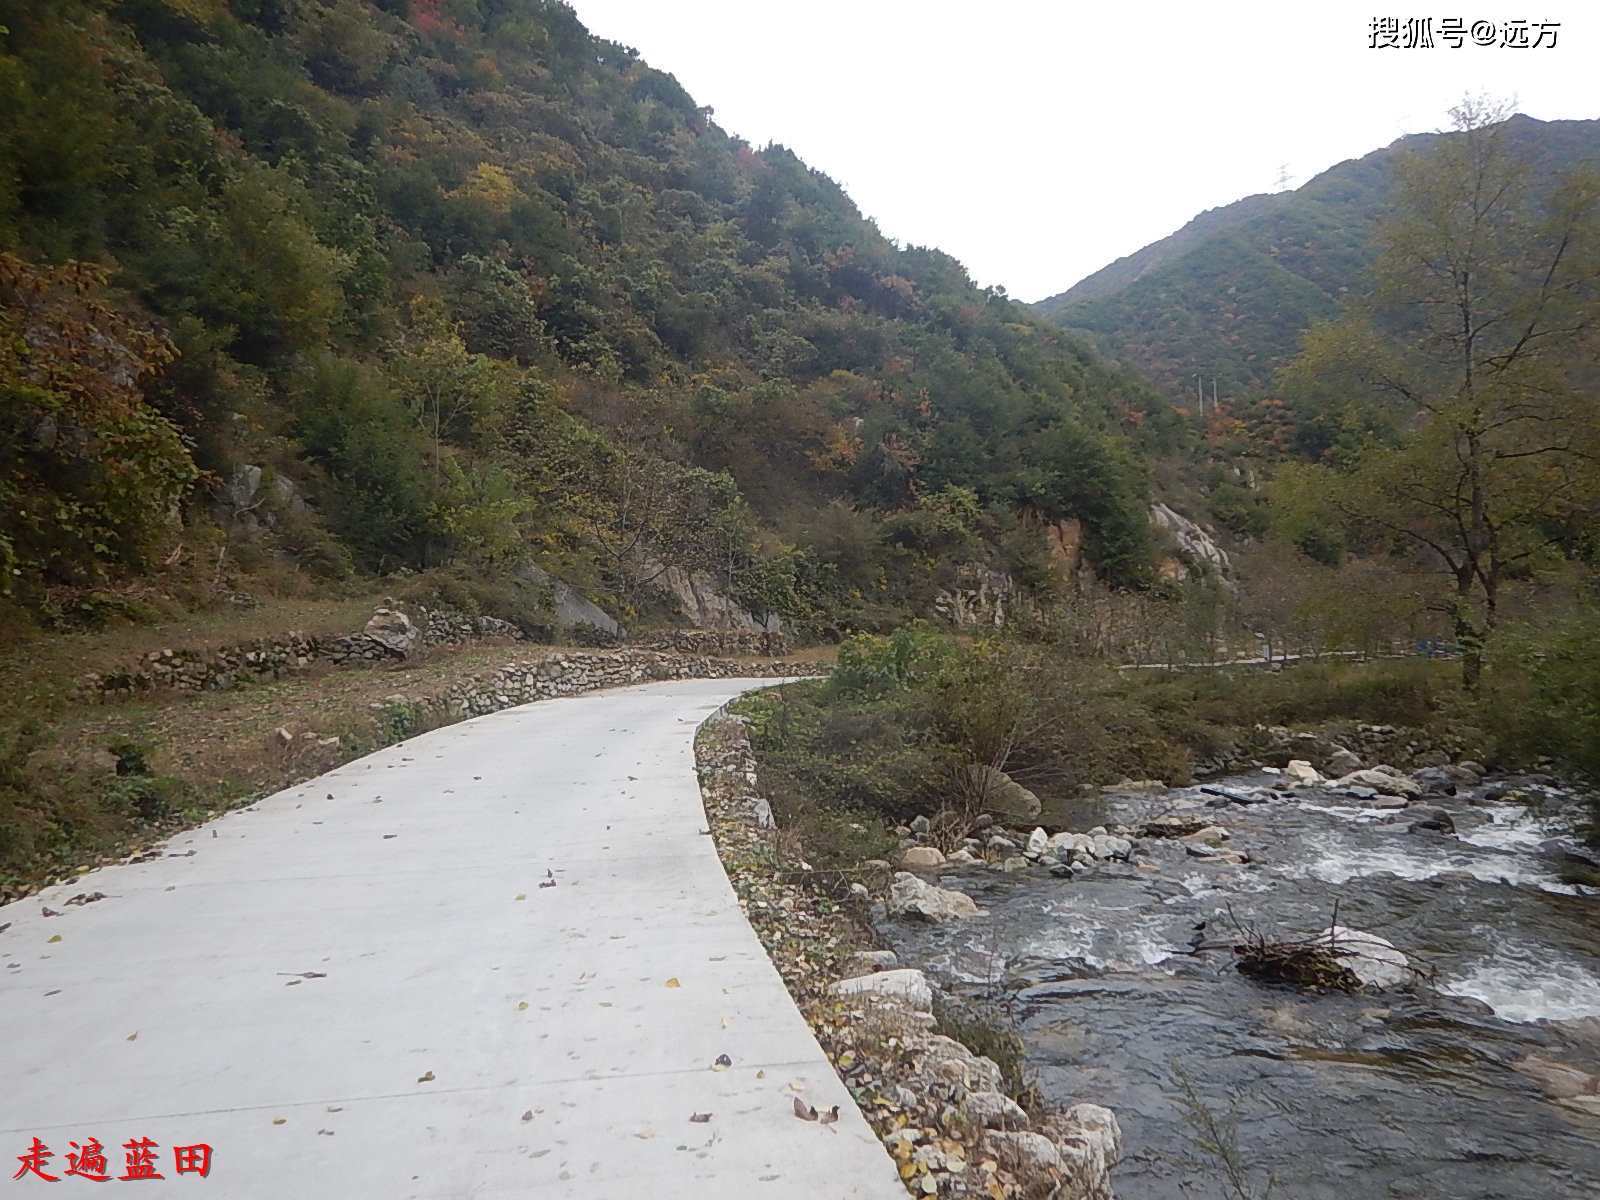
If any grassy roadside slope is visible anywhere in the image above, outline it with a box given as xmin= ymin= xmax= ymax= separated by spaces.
xmin=0 ymin=595 xmax=828 ymax=900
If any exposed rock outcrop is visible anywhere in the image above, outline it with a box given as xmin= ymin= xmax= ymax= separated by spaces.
xmin=933 ymin=563 xmax=1017 ymax=627
xmin=966 ymin=764 xmax=1043 ymax=819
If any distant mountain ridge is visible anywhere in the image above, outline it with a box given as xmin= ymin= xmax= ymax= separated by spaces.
xmin=1033 ymin=115 xmax=1600 ymax=402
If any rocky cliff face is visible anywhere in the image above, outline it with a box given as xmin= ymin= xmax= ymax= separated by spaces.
xmin=1150 ymin=503 xmax=1231 ymax=581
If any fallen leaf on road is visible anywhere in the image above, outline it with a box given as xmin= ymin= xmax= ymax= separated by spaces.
xmin=47 ymin=935 xmax=61 ymax=943
xmin=689 ymin=1113 xmax=712 ymax=1124
xmin=417 ymin=1071 xmax=435 ymax=1083
xmin=711 ymin=1054 xmax=732 ymax=1071
xmin=517 ymin=1001 xmax=529 ymax=1010
xmin=818 ymin=1106 xmax=840 ymax=1125
xmin=64 ymin=892 xmax=106 ymax=906
xmin=514 ymin=893 xmax=526 ymax=901
xmin=633 ymin=1131 xmax=654 ymax=1140
xmin=126 ymin=1033 xmax=138 ymax=1042
xmin=521 ymin=1110 xmax=534 ymax=1122
xmin=278 ymin=972 xmax=327 ymax=979
xmin=41 ymin=907 xmax=60 ymax=917
xmin=664 ymin=977 xmax=680 ymax=988
xmin=272 ymin=1118 xmax=286 ymax=1126
xmin=326 ymin=1107 xmax=343 ymax=1113
xmin=792 ymin=1097 xmax=818 ymax=1121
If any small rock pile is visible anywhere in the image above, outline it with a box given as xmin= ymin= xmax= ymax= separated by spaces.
xmin=697 ymin=713 xmax=1121 ymax=1200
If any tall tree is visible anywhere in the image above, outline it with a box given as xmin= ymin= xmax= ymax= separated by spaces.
xmin=1282 ymin=98 xmax=1600 ymax=686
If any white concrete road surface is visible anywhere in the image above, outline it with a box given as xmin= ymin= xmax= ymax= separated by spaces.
xmin=2 ymin=677 xmax=907 ymax=1199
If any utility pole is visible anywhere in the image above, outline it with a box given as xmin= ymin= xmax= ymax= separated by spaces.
xmin=1212 ymin=378 xmax=1218 ymax=409
xmin=1194 ymin=374 xmax=1204 ymax=416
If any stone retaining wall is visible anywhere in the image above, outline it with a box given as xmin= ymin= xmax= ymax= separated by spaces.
xmin=80 ymin=610 xmax=791 ymax=702
xmin=629 ymin=629 xmax=789 ymax=657
xmin=367 ymin=651 xmax=801 ymax=728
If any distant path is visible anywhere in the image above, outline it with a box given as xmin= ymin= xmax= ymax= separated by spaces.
xmin=1 ymin=678 xmax=905 ymax=1199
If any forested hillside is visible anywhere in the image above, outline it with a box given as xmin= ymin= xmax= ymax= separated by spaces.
xmin=0 ymin=0 xmax=1180 ymax=639
xmin=1034 ymin=115 xmax=1600 ymax=409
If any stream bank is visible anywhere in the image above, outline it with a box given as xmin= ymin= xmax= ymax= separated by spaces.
xmin=876 ymin=755 xmax=1600 ymax=1199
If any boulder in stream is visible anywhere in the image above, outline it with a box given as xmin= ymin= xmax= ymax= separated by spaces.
xmin=1413 ymin=767 xmax=1459 ymax=796
xmin=1321 ymin=926 xmax=1412 ymax=989
xmin=1405 ymin=805 xmax=1456 ymax=835
xmin=887 ymin=872 xmax=984 ymax=922
xmin=1334 ymin=767 xmax=1422 ymax=797
xmin=1285 ymin=759 xmax=1323 ymax=786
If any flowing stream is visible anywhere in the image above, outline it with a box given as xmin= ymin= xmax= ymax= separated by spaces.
xmin=877 ymin=773 xmax=1600 ymax=1199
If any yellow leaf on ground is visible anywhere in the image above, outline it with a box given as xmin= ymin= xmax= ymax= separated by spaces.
xmin=664 ymin=977 xmax=680 ymax=988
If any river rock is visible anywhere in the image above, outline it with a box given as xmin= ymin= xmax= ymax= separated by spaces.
xmin=1458 ymin=760 xmax=1487 ymax=777
xmin=924 ymin=1034 xmax=1005 ymax=1091
xmin=946 ymin=847 xmax=980 ymax=865
xmin=1026 ymin=827 xmax=1049 ymax=859
xmin=1512 ymin=1054 xmax=1600 ymax=1099
xmin=1335 ymin=767 xmax=1422 ymax=797
xmin=985 ymin=1131 xmax=1062 ymax=1175
xmin=1186 ymin=844 xmax=1248 ymax=863
xmin=831 ymin=967 xmax=933 ymax=1012
xmin=1322 ymin=926 xmax=1411 ymax=989
xmin=1326 ymin=748 xmax=1364 ymax=775
xmin=887 ymin=872 xmax=983 ymax=922
xmin=1200 ymin=785 xmax=1271 ymax=806
xmin=364 ymin=607 xmax=420 ymax=657
xmin=961 ymin=1089 xmax=1029 ymax=1130
xmin=909 ymin=815 xmax=932 ymax=835
xmin=966 ymin=763 xmax=1042 ymax=819
xmin=840 ymin=949 xmax=899 ymax=977
xmin=1405 ymin=805 xmax=1456 ymax=835
xmin=1413 ymin=767 xmax=1458 ymax=796
xmin=1139 ymin=815 xmax=1215 ymax=838
xmin=1089 ymin=833 xmax=1133 ymax=860
xmin=1044 ymin=1104 xmax=1122 ymax=1200
xmin=1048 ymin=831 xmax=1090 ymax=858
xmin=901 ymin=846 xmax=947 ymax=869
xmin=1285 ymin=759 xmax=1323 ymax=786
xmin=1179 ymin=825 xmax=1230 ymax=845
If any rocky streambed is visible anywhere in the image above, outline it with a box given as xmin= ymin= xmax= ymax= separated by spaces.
xmin=877 ymin=758 xmax=1600 ymax=1199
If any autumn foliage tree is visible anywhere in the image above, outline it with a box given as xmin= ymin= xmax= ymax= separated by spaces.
xmin=0 ymin=253 xmax=197 ymax=596
xmin=1281 ymin=99 xmax=1600 ymax=686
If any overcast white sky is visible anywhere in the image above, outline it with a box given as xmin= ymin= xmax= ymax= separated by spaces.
xmin=566 ymin=1 xmax=1597 ymax=303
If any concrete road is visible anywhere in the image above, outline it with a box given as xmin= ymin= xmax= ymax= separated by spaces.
xmin=2 ymin=678 xmax=907 ymax=1199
